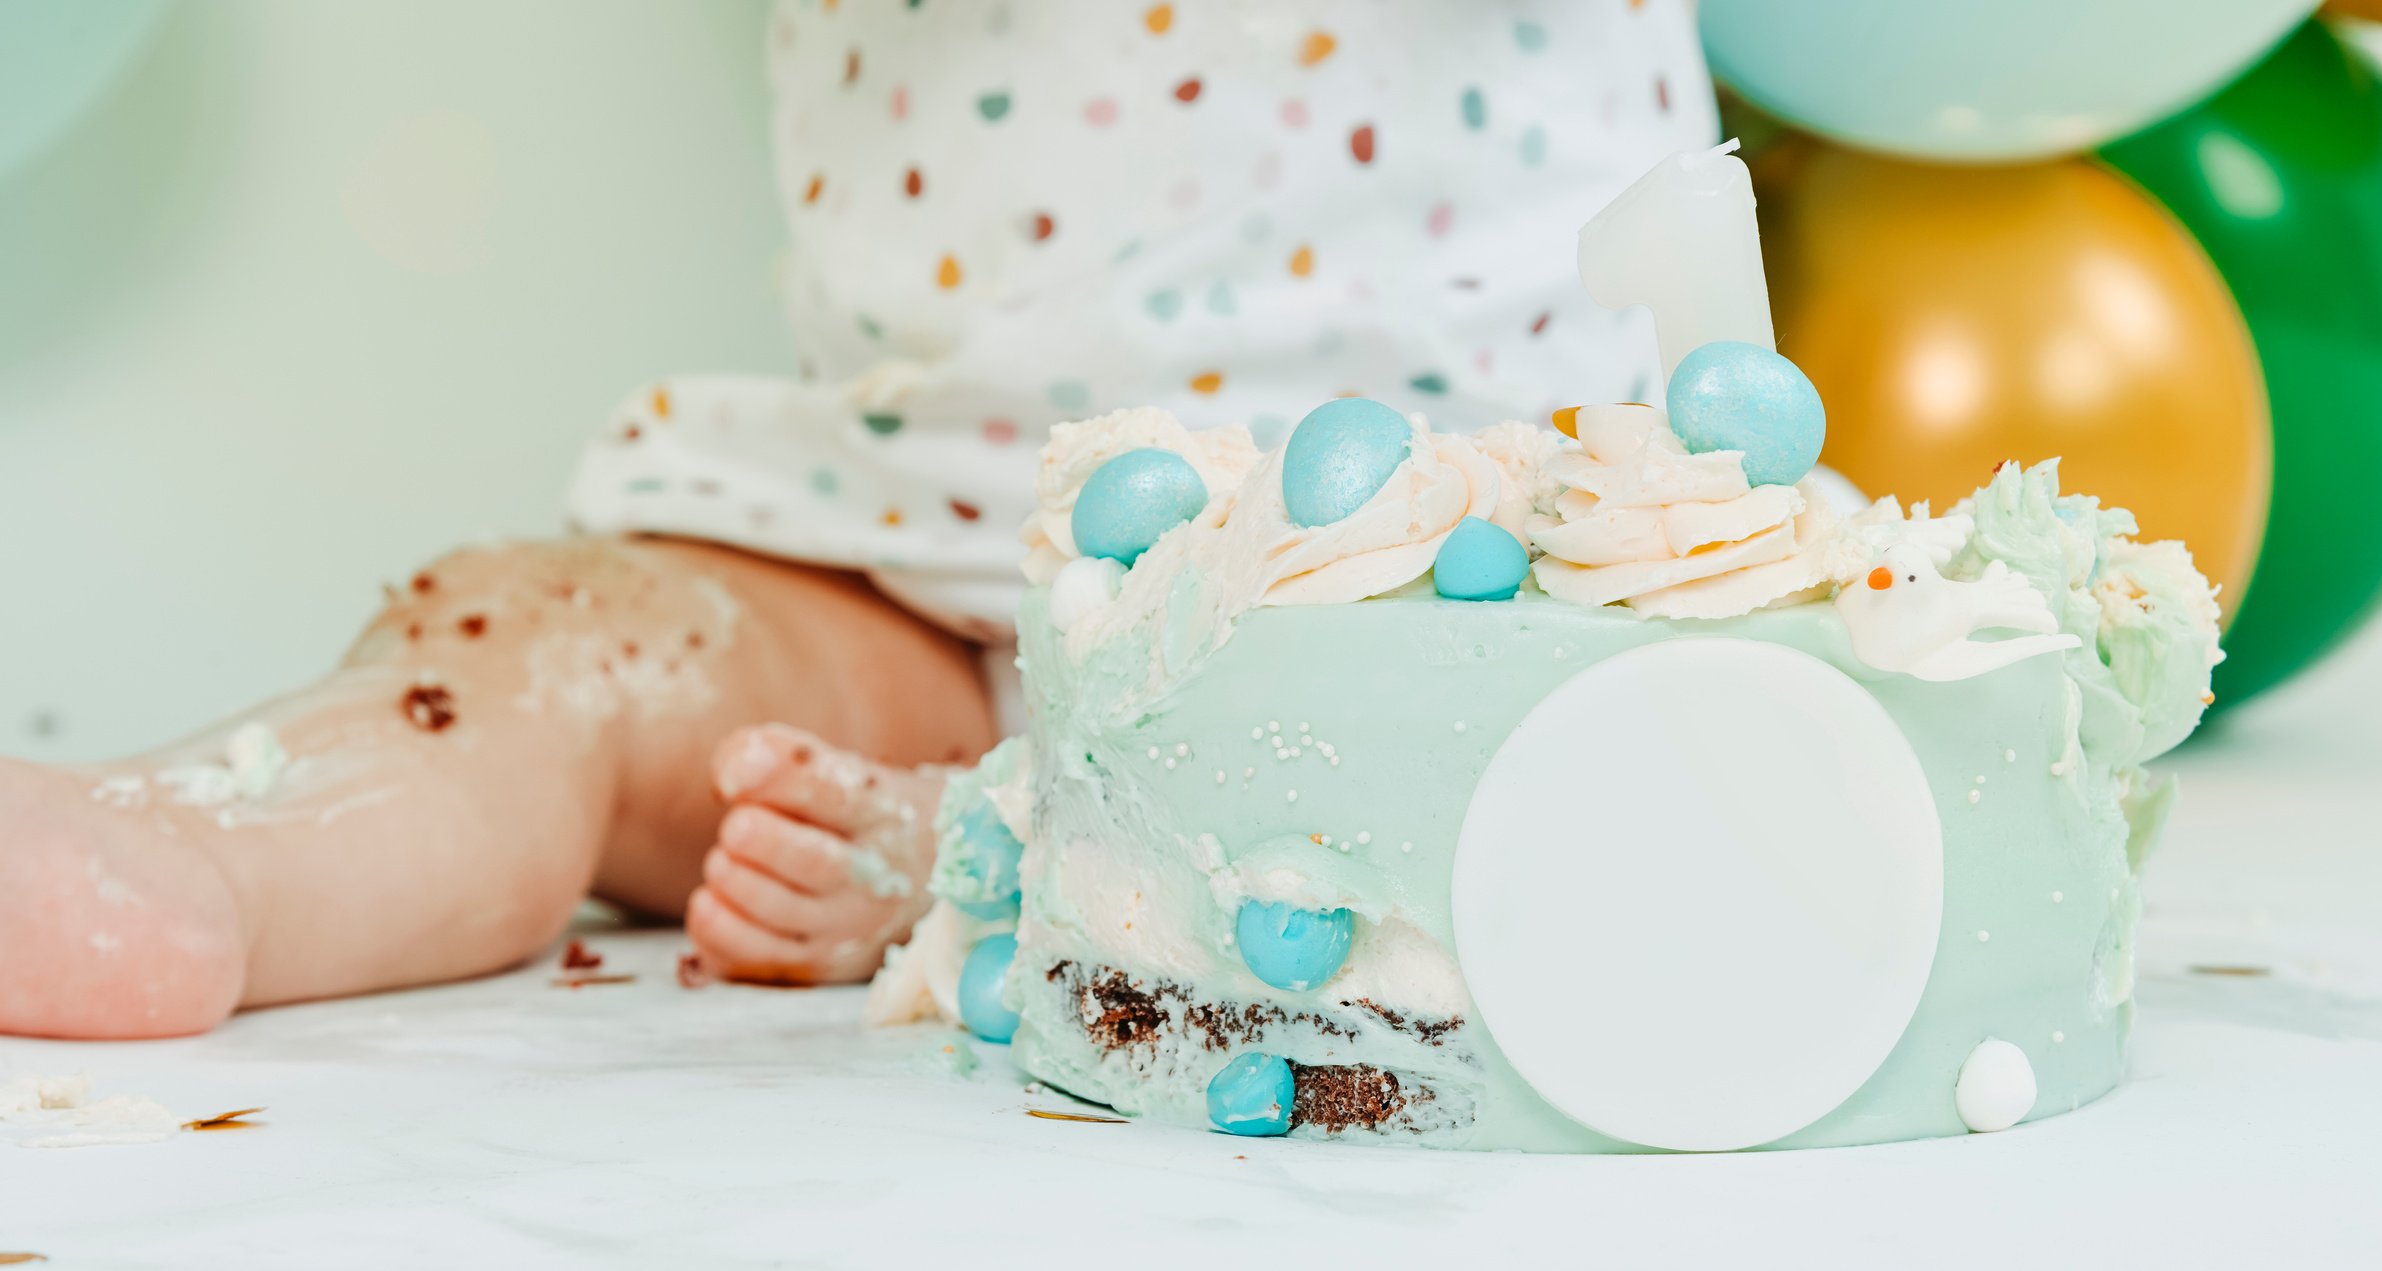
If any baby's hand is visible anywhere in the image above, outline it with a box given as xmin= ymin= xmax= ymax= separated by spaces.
xmin=686 ymin=724 xmax=944 ymax=985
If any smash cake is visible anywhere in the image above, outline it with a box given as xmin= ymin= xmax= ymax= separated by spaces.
xmin=864 ymin=145 xmax=2223 ymax=1153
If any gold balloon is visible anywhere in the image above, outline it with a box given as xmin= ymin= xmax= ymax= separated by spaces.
xmin=1762 ymin=147 xmax=2270 ymax=615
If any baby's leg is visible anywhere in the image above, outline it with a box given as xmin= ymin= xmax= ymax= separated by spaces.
xmin=0 ymin=538 xmax=995 ymax=1038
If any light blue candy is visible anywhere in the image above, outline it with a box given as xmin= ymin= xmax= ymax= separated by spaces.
xmin=1281 ymin=397 xmax=1412 ymax=527
xmin=1206 ymin=1052 xmax=1296 ymax=1136
xmin=958 ymin=934 xmax=1021 ymax=1043
xmin=1235 ymin=900 xmax=1355 ymax=992
xmin=1432 ymin=516 xmax=1530 ymax=601
xmin=1666 ymin=341 xmax=1827 ymax=488
xmin=951 ymin=801 xmax=1024 ymax=920
xmin=1071 ymin=448 xmax=1209 ymax=567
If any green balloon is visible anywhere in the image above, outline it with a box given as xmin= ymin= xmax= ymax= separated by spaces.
xmin=2103 ymin=20 xmax=2382 ymax=709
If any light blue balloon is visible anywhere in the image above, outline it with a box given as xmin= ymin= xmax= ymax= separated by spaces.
xmin=1235 ymin=900 xmax=1354 ymax=991
xmin=950 ymin=801 xmax=1024 ymax=920
xmin=1666 ymin=342 xmax=1825 ymax=488
xmin=1699 ymin=0 xmax=2314 ymax=162
xmin=1432 ymin=517 xmax=1530 ymax=602
xmin=958 ymin=934 xmax=1021 ymax=1043
xmin=1072 ymin=448 xmax=1208 ymax=566
xmin=1205 ymin=1052 xmax=1296 ymax=1136
xmin=1282 ymin=398 xmax=1412 ymax=527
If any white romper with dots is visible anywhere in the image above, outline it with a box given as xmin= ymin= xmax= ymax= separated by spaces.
xmin=567 ymin=0 xmax=1717 ymax=643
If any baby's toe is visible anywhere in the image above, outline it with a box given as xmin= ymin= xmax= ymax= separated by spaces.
xmin=701 ymin=843 xmax=831 ymax=936
xmin=711 ymin=722 xmax=924 ymax=838
xmin=716 ymin=803 xmax=848 ymax=893
xmin=685 ymin=885 xmax=821 ymax=986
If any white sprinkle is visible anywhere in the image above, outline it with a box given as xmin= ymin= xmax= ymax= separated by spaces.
xmin=1300 ymin=734 xmax=1314 ymax=747
xmin=1164 ymin=758 xmax=1177 ymax=769
xmin=1298 ymin=721 xmax=1310 ymax=733
xmin=1286 ymin=789 xmax=1299 ymax=803
xmin=1268 ymin=720 xmax=1280 ymax=732
xmin=1974 ymin=775 xmax=1987 ymax=785
xmin=1328 ymin=756 xmax=1340 ymax=767
xmin=1243 ymin=767 xmax=1256 ymax=779
xmin=2004 ymin=749 xmax=2017 ymax=763
xmin=1288 ymin=747 xmax=1301 ymax=758
xmin=2052 ymin=1031 xmax=2066 ymax=1043
xmin=1977 ymin=930 xmax=1992 ymax=943
xmin=1337 ymin=841 xmax=1352 ymax=854
xmin=1251 ymin=727 xmax=1264 ymax=741
xmin=1148 ymin=746 xmax=1160 ymax=760
xmin=1400 ymin=841 xmax=1414 ymax=853
xmin=2051 ymin=890 xmax=2064 ymax=903
xmin=1318 ymin=834 xmax=1333 ymax=847
xmin=1175 ymin=743 xmax=1189 ymax=757
xmin=1319 ymin=743 xmax=1336 ymax=756
xmin=1275 ymin=748 xmax=1290 ymax=760
xmin=1215 ymin=770 xmax=1227 ymax=785
xmin=1967 ymin=789 xmax=1982 ymax=805
xmin=1356 ymin=831 xmax=1372 ymax=845
xmin=1453 ymin=721 xmax=1468 ymax=733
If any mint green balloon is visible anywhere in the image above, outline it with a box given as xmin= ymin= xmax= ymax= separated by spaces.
xmin=1700 ymin=0 xmax=2312 ymax=162
xmin=0 ymin=0 xmax=165 ymax=179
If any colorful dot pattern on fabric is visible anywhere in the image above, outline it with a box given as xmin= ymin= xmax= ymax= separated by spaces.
xmin=1461 ymin=86 xmax=1487 ymax=130
xmin=570 ymin=1 xmax=1717 ymax=637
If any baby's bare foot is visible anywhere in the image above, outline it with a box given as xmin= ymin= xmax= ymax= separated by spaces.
xmin=686 ymin=724 xmax=946 ymax=984
xmin=0 ymin=759 xmax=247 ymax=1038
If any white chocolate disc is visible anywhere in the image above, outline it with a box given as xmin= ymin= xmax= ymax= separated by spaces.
xmin=1452 ymin=638 xmax=1943 ymax=1151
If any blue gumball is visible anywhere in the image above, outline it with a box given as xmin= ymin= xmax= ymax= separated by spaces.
xmin=1235 ymin=900 xmax=1355 ymax=992
xmin=1282 ymin=397 xmax=1413 ymax=527
xmin=1072 ymin=448 xmax=1209 ymax=567
xmin=1666 ymin=342 xmax=1826 ymax=489
xmin=958 ymin=934 xmax=1022 ymax=1043
xmin=1432 ymin=517 xmax=1530 ymax=601
xmin=951 ymin=801 xmax=1024 ymax=920
xmin=1206 ymin=1052 xmax=1296 ymax=1136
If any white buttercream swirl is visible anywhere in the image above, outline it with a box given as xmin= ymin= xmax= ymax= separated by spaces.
xmin=1020 ymin=408 xmax=1259 ymax=585
xmin=1469 ymin=420 xmax=1572 ymax=532
xmin=1252 ymin=419 xmax=1506 ymax=606
xmin=1527 ymin=404 xmax=1838 ymax=620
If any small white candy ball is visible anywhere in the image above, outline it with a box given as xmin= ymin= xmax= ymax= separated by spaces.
xmin=1955 ymin=1037 xmax=2037 ymax=1132
xmin=1049 ymin=555 xmax=1126 ymax=632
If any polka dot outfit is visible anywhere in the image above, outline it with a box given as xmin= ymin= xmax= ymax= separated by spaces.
xmin=568 ymin=0 xmax=1717 ymax=639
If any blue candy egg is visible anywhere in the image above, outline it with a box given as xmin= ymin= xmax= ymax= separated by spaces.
xmin=1665 ymin=341 xmax=1827 ymax=488
xmin=952 ymin=801 xmax=1024 ymax=920
xmin=1206 ymin=1052 xmax=1296 ymax=1136
xmin=1282 ymin=397 xmax=1413 ymax=527
xmin=1071 ymin=448 xmax=1209 ymax=567
xmin=1432 ymin=516 xmax=1530 ymax=601
xmin=1235 ymin=899 xmax=1355 ymax=991
xmin=958 ymin=933 xmax=1022 ymax=1043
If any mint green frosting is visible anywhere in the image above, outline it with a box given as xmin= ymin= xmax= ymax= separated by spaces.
xmin=928 ymin=736 xmax=1028 ymax=915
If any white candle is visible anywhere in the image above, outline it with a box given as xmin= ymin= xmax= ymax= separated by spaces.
xmin=1576 ymin=140 xmax=1777 ymax=383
